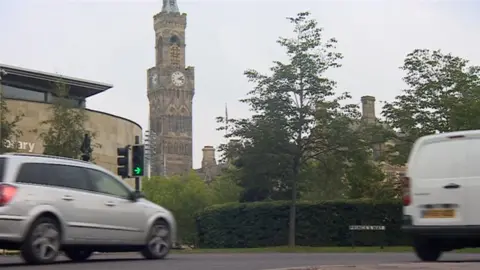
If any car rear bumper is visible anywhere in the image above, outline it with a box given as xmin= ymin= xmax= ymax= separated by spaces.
xmin=403 ymin=225 xmax=480 ymax=237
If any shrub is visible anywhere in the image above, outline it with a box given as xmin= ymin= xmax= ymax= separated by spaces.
xmin=143 ymin=171 xmax=212 ymax=244
xmin=142 ymin=171 xmax=243 ymax=245
xmin=196 ymin=199 xmax=407 ymax=248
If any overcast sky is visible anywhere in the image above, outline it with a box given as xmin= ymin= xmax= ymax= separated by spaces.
xmin=0 ymin=0 xmax=478 ymax=168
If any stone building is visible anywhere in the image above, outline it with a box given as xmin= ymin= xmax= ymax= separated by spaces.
xmin=147 ymin=0 xmax=194 ymax=176
xmin=359 ymin=95 xmax=406 ymax=178
xmin=193 ymin=146 xmax=224 ymax=183
xmin=0 ymin=63 xmax=142 ymax=188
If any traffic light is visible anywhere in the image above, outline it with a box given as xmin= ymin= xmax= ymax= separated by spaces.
xmin=131 ymin=144 xmax=145 ymax=177
xmin=117 ymin=146 xmax=130 ymax=178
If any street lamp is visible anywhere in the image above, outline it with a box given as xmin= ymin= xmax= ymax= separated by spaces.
xmin=144 ymin=130 xmax=157 ymax=177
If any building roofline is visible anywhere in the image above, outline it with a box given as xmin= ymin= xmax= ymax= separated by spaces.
xmin=0 ymin=63 xmax=113 ymax=92
xmin=86 ymin=107 xmax=143 ymax=131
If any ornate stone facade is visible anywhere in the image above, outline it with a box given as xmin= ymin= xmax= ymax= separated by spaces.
xmin=147 ymin=1 xmax=194 ymax=176
xmin=360 ymin=96 xmax=406 ymax=179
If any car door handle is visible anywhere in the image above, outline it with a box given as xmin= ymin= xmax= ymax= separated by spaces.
xmin=443 ymin=183 xmax=461 ymax=189
xmin=61 ymin=195 xmax=74 ymax=201
xmin=105 ymin=201 xmax=116 ymax=207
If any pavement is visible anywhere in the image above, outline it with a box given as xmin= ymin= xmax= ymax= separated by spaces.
xmin=1 ymin=252 xmax=480 ymax=270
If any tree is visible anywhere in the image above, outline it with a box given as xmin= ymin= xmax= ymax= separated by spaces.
xmin=34 ymin=81 xmax=99 ymax=158
xmin=382 ymin=49 xmax=480 ymax=165
xmin=218 ymin=116 xmax=295 ymax=202
xmin=208 ymin=167 xmax=243 ymax=204
xmin=0 ymin=88 xmax=23 ymax=154
xmin=298 ymin=159 xmax=347 ymax=201
xmin=218 ymin=12 xmax=362 ymax=247
xmin=299 ymin=105 xmax=393 ymax=201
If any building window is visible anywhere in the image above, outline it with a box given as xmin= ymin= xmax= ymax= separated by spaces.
xmin=47 ymin=93 xmax=85 ymax=108
xmin=2 ymin=85 xmax=46 ymax=102
xmin=170 ymin=35 xmax=179 ymax=44
xmin=169 ymin=44 xmax=181 ymax=68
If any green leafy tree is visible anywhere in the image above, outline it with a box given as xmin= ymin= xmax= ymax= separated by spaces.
xmin=298 ymin=159 xmax=347 ymax=201
xmin=208 ymin=167 xmax=243 ymax=204
xmin=0 ymin=89 xmax=23 ymax=154
xmin=34 ymin=81 xmax=99 ymax=158
xmin=218 ymin=116 xmax=295 ymax=202
xmin=300 ymin=106 xmax=393 ymax=201
xmin=217 ymin=12 xmax=365 ymax=247
xmin=382 ymin=49 xmax=480 ymax=165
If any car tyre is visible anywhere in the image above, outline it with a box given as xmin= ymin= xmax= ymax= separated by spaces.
xmin=141 ymin=219 xmax=171 ymax=260
xmin=20 ymin=216 xmax=61 ymax=265
xmin=413 ymin=236 xmax=442 ymax=262
xmin=64 ymin=249 xmax=93 ymax=262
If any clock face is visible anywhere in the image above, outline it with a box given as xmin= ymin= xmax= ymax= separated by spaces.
xmin=171 ymin=71 xmax=185 ymax=87
xmin=151 ymin=73 xmax=158 ymax=86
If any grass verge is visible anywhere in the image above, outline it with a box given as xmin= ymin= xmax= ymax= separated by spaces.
xmin=173 ymin=246 xmax=480 ymax=254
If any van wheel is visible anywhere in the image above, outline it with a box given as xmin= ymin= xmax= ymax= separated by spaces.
xmin=21 ymin=217 xmax=61 ymax=265
xmin=413 ymin=237 xmax=442 ymax=262
xmin=64 ymin=249 xmax=93 ymax=262
xmin=141 ymin=220 xmax=171 ymax=260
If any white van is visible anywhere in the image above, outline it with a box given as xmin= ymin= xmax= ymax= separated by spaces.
xmin=402 ymin=130 xmax=480 ymax=261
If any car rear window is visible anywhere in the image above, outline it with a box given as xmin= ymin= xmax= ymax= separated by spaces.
xmin=0 ymin=158 xmax=5 ymax=182
xmin=412 ymin=139 xmax=480 ymax=180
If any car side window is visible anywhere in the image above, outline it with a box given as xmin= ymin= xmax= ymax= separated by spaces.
xmin=87 ymin=169 xmax=130 ymax=199
xmin=16 ymin=163 xmax=91 ymax=191
xmin=51 ymin=164 xmax=91 ymax=191
xmin=16 ymin=163 xmax=51 ymax=186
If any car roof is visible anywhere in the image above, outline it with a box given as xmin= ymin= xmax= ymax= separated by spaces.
xmin=0 ymin=153 xmax=134 ymax=191
xmin=416 ymin=129 xmax=480 ymax=145
xmin=0 ymin=153 xmax=102 ymax=170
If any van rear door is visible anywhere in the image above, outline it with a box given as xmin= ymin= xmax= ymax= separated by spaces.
xmin=408 ymin=135 xmax=469 ymax=226
xmin=462 ymin=137 xmax=480 ymax=225
xmin=0 ymin=157 xmax=5 ymax=182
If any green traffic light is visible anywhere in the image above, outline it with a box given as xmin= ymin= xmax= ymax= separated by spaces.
xmin=134 ymin=167 xmax=142 ymax=175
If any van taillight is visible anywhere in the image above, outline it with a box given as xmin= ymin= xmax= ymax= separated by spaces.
xmin=0 ymin=184 xmax=17 ymax=206
xmin=402 ymin=176 xmax=411 ymax=206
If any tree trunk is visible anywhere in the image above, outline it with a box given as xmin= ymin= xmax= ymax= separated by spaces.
xmin=288 ymin=174 xmax=297 ymax=248
xmin=288 ymin=157 xmax=300 ymax=248
xmin=290 ymin=75 xmax=304 ymax=248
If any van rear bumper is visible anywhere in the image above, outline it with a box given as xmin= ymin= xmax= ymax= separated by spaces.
xmin=403 ymin=225 xmax=480 ymax=237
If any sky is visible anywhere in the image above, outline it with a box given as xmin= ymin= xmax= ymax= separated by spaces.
xmin=1 ymin=0 xmax=479 ymax=168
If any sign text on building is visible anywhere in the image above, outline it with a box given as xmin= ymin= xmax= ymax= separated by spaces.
xmin=4 ymin=140 xmax=36 ymax=153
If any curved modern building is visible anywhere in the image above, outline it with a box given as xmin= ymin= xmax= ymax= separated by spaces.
xmin=0 ymin=63 xmax=142 ymax=188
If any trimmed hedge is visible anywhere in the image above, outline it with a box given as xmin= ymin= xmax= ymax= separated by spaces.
xmin=195 ymin=200 xmax=408 ymax=248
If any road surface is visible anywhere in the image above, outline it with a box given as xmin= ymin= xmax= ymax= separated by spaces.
xmin=1 ymin=252 xmax=480 ymax=270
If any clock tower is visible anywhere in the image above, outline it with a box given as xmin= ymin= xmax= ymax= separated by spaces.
xmin=147 ymin=0 xmax=194 ymax=176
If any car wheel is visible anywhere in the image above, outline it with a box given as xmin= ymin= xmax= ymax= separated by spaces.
xmin=20 ymin=216 xmax=61 ymax=265
xmin=64 ymin=249 xmax=93 ymax=262
xmin=141 ymin=219 xmax=171 ymax=260
xmin=413 ymin=236 xmax=442 ymax=262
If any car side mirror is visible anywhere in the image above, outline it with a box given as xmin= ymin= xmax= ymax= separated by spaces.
xmin=129 ymin=191 xmax=145 ymax=201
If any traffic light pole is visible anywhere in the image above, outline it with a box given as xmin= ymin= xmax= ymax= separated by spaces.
xmin=134 ymin=135 xmax=140 ymax=192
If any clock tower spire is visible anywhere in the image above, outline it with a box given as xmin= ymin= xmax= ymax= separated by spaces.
xmin=147 ymin=1 xmax=195 ymax=176
xmin=162 ymin=0 xmax=180 ymax=13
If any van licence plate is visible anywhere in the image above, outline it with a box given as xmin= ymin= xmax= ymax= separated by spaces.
xmin=422 ymin=209 xmax=455 ymax=218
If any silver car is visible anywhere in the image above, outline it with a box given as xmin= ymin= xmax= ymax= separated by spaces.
xmin=0 ymin=153 xmax=176 ymax=264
